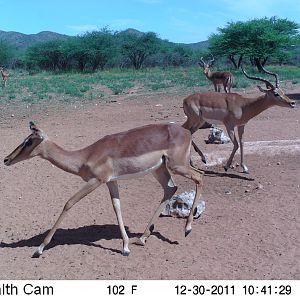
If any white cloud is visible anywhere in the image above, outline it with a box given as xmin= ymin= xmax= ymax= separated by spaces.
xmin=108 ymin=18 xmax=143 ymax=30
xmin=67 ymin=24 xmax=99 ymax=34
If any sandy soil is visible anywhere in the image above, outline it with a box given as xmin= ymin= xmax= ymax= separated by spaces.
xmin=0 ymin=86 xmax=299 ymax=280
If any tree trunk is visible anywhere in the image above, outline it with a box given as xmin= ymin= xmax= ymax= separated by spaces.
xmin=262 ymin=57 xmax=268 ymax=66
xmin=237 ymin=55 xmax=243 ymax=68
xmin=229 ymin=55 xmax=238 ymax=68
xmin=253 ymin=58 xmax=263 ymax=72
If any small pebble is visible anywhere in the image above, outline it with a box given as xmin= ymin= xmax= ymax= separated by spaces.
xmin=256 ymin=183 xmax=264 ymax=190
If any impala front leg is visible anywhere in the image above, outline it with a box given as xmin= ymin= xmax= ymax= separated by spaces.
xmin=224 ymin=125 xmax=239 ymax=172
xmin=32 ymin=178 xmax=101 ymax=258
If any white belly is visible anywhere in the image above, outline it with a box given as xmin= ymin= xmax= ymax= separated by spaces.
xmin=110 ymin=152 xmax=164 ymax=181
xmin=201 ymin=107 xmax=227 ymax=124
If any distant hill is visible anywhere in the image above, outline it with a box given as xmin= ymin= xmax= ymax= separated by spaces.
xmin=120 ymin=28 xmax=210 ymax=49
xmin=182 ymin=40 xmax=210 ymax=50
xmin=0 ymin=28 xmax=209 ymax=52
xmin=0 ymin=30 xmax=68 ymax=51
xmin=121 ymin=28 xmax=145 ymax=37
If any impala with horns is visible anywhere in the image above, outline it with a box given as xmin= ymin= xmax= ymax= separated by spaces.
xmin=0 ymin=67 xmax=9 ymax=87
xmin=183 ymin=66 xmax=296 ymax=173
xmin=198 ymin=56 xmax=234 ymax=93
xmin=4 ymin=122 xmax=204 ymax=257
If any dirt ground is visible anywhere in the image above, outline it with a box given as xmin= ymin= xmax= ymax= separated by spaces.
xmin=0 ymin=86 xmax=299 ymax=280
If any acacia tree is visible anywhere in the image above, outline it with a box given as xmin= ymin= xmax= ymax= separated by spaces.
xmin=209 ymin=17 xmax=299 ymax=70
xmin=0 ymin=40 xmax=14 ymax=67
xmin=25 ymin=40 xmax=63 ymax=70
xmin=81 ymin=29 xmax=116 ymax=70
xmin=120 ymin=32 xmax=160 ymax=69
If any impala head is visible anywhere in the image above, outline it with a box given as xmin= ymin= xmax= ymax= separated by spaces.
xmin=4 ymin=122 xmax=46 ymax=166
xmin=198 ymin=55 xmax=215 ymax=74
xmin=241 ymin=66 xmax=296 ymax=109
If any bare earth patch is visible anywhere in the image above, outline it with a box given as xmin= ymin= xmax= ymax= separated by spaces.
xmin=0 ymin=86 xmax=299 ymax=280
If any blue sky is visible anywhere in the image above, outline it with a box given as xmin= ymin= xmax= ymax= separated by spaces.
xmin=0 ymin=0 xmax=299 ymax=43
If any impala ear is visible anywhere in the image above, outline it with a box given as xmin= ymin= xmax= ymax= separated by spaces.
xmin=29 ymin=121 xmax=45 ymax=139
xmin=29 ymin=121 xmax=39 ymax=132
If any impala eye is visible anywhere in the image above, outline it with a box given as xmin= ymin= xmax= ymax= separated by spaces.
xmin=25 ymin=139 xmax=33 ymax=147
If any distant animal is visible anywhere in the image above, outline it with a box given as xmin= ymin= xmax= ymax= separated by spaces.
xmin=183 ymin=65 xmax=296 ymax=173
xmin=0 ymin=67 xmax=9 ymax=87
xmin=198 ymin=56 xmax=234 ymax=93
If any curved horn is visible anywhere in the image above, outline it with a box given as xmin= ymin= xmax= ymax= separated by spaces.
xmin=261 ymin=65 xmax=279 ymax=88
xmin=209 ymin=54 xmax=215 ymax=65
xmin=241 ymin=65 xmax=274 ymax=89
xmin=199 ymin=57 xmax=206 ymax=66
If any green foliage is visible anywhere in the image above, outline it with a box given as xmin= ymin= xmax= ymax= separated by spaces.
xmin=81 ymin=29 xmax=116 ymax=70
xmin=25 ymin=40 xmax=64 ymax=70
xmin=25 ymin=28 xmax=117 ymax=72
xmin=120 ymin=32 xmax=161 ymax=69
xmin=209 ymin=17 xmax=300 ymax=70
xmin=1 ymin=66 xmax=300 ymax=105
xmin=0 ymin=39 xmax=14 ymax=66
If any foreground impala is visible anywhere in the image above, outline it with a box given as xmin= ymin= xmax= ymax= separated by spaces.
xmin=199 ymin=56 xmax=234 ymax=93
xmin=4 ymin=122 xmax=203 ymax=257
xmin=183 ymin=66 xmax=296 ymax=173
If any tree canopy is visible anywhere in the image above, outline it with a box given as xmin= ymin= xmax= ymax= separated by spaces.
xmin=209 ymin=17 xmax=300 ymax=70
xmin=0 ymin=39 xmax=14 ymax=66
xmin=119 ymin=32 xmax=161 ymax=69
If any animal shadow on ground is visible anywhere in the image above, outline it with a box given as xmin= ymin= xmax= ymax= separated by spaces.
xmin=203 ymin=169 xmax=255 ymax=181
xmin=0 ymin=224 xmax=178 ymax=256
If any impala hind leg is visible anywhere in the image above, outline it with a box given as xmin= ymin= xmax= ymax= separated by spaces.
xmin=224 ymin=78 xmax=230 ymax=93
xmin=224 ymin=125 xmax=239 ymax=172
xmin=106 ymin=181 xmax=130 ymax=256
xmin=168 ymin=165 xmax=204 ymax=237
xmin=182 ymin=119 xmax=208 ymax=164
xmin=32 ymin=178 xmax=101 ymax=258
xmin=136 ymin=164 xmax=177 ymax=246
xmin=192 ymin=141 xmax=206 ymax=164
xmin=237 ymin=125 xmax=249 ymax=173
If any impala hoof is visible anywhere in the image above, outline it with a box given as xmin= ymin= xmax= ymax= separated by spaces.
xmin=32 ymin=250 xmax=42 ymax=258
xmin=130 ymin=237 xmax=146 ymax=246
xmin=224 ymin=166 xmax=228 ymax=172
xmin=32 ymin=244 xmax=44 ymax=258
xmin=242 ymin=166 xmax=249 ymax=174
xmin=149 ymin=224 xmax=154 ymax=233
xmin=185 ymin=229 xmax=192 ymax=237
xmin=202 ymin=158 xmax=207 ymax=164
xmin=122 ymin=250 xmax=130 ymax=256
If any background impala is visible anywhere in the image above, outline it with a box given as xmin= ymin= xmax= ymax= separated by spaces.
xmin=198 ymin=56 xmax=234 ymax=93
xmin=183 ymin=66 xmax=296 ymax=173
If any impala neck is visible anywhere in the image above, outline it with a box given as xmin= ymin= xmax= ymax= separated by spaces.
xmin=243 ymin=94 xmax=274 ymax=121
xmin=204 ymin=69 xmax=212 ymax=79
xmin=38 ymin=140 xmax=86 ymax=176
